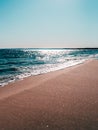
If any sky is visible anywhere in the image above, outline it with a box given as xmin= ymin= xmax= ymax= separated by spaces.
xmin=0 ymin=0 xmax=98 ymax=48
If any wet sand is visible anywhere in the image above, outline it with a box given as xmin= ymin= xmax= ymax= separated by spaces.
xmin=0 ymin=60 xmax=98 ymax=130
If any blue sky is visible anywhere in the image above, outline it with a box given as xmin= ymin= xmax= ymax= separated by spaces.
xmin=0 ymin=0 xmax=98 ymax=48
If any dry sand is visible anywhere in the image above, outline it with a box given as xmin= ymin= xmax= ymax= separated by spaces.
xmin=0 ymin=60 xmax=98 ymax=130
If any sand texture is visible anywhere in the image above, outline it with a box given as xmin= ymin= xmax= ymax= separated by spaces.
xmin=0 ymin=60 xmax=98 ymax=130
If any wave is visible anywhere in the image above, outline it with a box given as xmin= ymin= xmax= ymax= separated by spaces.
xmin=0 ymin=48 xmax=98 ymax=87
xmin=0 ymin=59 xmax=86 ymax=87
xmin=0 ymin=67 xmax=20 ymax=73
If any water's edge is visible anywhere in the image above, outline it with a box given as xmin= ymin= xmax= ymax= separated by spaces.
xmin=0 ymin=59 xmax=87 ymax=87
xmin=0 ymin=48 xmax=98 ymax=87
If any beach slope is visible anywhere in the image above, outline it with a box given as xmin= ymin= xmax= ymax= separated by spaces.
xmin=0 ymin=60 xmax=98 ymax=130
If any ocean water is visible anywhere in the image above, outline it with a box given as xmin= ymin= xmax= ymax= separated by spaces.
xmin=0 ymin=48 xmax=98 ymax=87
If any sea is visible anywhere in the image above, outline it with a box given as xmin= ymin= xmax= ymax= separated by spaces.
xmin=0 ymin=48 xmax=98 ymax=87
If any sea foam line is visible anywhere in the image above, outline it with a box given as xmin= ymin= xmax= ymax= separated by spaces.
xmin=0 ymin=59 xmax=86 ymax=87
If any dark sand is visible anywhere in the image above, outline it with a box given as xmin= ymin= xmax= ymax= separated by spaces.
xmin=0 ymin=60 xmax=98 ymax=130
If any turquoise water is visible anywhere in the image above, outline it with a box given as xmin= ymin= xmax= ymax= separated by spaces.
xmin=0 ymin=48 xmax=98 ymax=86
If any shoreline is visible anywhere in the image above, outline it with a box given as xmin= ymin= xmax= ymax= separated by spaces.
xmin=0 ymin=59 xmax=90 ymax=100
xmin=0 ymin=59 xmax=98 ymax=129
xmin=0 ymin=59 xmax=87 ymax=88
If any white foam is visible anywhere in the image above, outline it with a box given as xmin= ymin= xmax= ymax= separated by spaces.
xmin=0 ymin=58 xmax=90 ymax=87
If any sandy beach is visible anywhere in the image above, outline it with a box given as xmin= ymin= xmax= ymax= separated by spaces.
xmin=0 ymin=60 xmax=98 ymax=130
